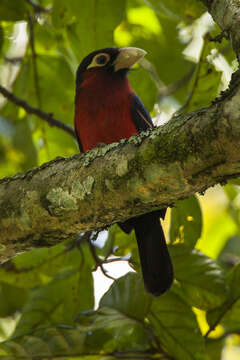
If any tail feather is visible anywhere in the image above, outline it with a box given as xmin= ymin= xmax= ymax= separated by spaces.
xmin=120 ymin=211 xmax=173 ymax=296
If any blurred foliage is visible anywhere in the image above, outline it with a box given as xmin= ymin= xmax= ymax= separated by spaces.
xmin=0 ymin=0 xmax=239 ymax=359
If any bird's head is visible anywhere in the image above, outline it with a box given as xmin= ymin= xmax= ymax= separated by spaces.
xmin=76 ymin=47 xmax=147 ymax=88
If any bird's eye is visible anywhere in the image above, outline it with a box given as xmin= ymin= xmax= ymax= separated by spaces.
xmin=95 ymin=54 xmax=109 ymax=65
xmin=87 ymin=53 xmax=110 ymax=69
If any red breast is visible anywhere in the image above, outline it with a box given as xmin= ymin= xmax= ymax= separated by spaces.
xmin=74 ymin=68 xmax=137 ymax=152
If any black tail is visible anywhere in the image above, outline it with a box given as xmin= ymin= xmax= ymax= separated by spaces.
xmin=119 ymin=211 xmax=174 ymax=296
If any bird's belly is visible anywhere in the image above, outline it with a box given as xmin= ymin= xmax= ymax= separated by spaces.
xmin=75 ymin=101 xmax=137 ymax=151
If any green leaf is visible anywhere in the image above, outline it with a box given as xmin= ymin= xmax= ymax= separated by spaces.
xmin=145 ymin=0 xmax=205 ymax=21
xmin=106 ymin=224 xmax=137 ymax=258
xmin=207 ymin=262 xmax=240 ymax=333
xmin=13 ymin=55 xmax=75 ymax=125
xmin=123 ymin=5 xmax=192 ymax=103
xmin=170 ymin=245 xmax=227 ymax=310
xmin=1 ymin=326 xmax=87 ymax=358
xmin=13 ymin=119 xmax=38 ymax=170
xmin=100 ymin=272 xmax=151 ymax=320
xmin=205 ymin=338 xmax=225 ymax=360
xmin=0 ymin=0 xmax=27 ymax=21
xmin=52 ymin=0 xmax=126 ymax=61
xmin=184 ymin=41 xmax=222 ymax=113
xmin=197 ymin=211 xmax=237 ymax=259
xmin=148 ymin=292 xmax=206 ymax=360
xmin=218 ymin=235 xmax=240 ymax=271
xmin=6 ymin=55 xmax=77 ymax=164
xmin=13 ymin=267 xmax=94 ymax=337
xmin=0 ymin=239 xmax=94 ymax=288
xmin=224 ymin=184 xmax=239 ymax=202
xmin=228 ymin=177 xmax=240 ymax=186
xmin=169 ymin=195 xmax=202 ymax=248
xmin=0 ymin=308 xmax=149 ymax=358
xmin=84 ymin=307 xmax=150 ymax=354
xmin=0 ymin=282 xmax=28 ymax=317
xmin=129 ymin=67 xmax=158 ymax=111
xmin=0 ymin=24 xmax=3 ymax=54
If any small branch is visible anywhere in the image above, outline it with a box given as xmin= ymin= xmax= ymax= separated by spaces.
xmin=25 ymin=0 xmax=50 ymax=13
xmin=175 ymin=38 xmax=208 ymax=115
xmin=204 ymin=296 xmax=240 ymax=338
xmin=0 ymin=84 xmax=76 ymax=138
xmin=210 ymin=30 xmax=229 ymax=43
xmin=104 ymin=257 xmax=128 ymax=264
xmin=140 ymin=58 xmax=195 ymax=101
xmin=28 ymin=13 xmax=41 ymax=108
xmin=87 ymin=232 xmax=116 ymax=280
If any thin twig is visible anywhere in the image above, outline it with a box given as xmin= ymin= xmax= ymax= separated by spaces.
xmin=0 ymin=84 xmax=76 ymax=138
xmin=87 ymin=232 xmax=116 ymax=280
xmin=28 ymin=13 xmax=41 ymax=108
xmin=104 ymin=257 xmax=128 ymax=263
xmin=25 ymin=0 xmax=50 ymax=13
xmin=210 ymin=30 xmax=229 ymax=43
xmin=174 ymin=40 xmax=207 ymax=116
xmin=158 ymin=66 xmax=195 ymax=98
xmin=204 ymin=296 xmax=240 ymax=338
xmin=140 ymin=58 xmax=195 ymax=101
xmin=27 ymin=11 xmax=51 ymax=155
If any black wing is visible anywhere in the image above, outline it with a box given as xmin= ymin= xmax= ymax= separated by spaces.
xmin=131 ymin=93 xmax=154 ymax=132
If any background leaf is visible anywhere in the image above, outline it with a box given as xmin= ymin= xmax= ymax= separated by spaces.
xmin=207 ymin=263 xmax=240 ymax=333
xmin=169 ymin=195 xmax=202 ymax=248
xmin=100 ymin=272 xmax=151 ymax=320
xmin=0 ymin=0 xmax=27 ymax=21
xmin=148 ymin=292 xmax=206 ymax=360
xmin=170 ymin=245 xmax=227 ymax=310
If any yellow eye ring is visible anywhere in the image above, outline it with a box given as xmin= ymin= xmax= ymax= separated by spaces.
xmin=87 ymin=53 xmax=110 ymax=69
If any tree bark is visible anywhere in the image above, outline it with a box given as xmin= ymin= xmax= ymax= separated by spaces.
xmin=0 ymin=0 xmax=240 ymax=260
xmin=201 ymin=0 xmax=240 ymax=56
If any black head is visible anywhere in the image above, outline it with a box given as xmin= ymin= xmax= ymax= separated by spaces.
xmin=76 ymin=47 xmax=147 ymax=85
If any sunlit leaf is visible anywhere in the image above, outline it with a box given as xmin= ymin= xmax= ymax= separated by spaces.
xmin=169 ymin=195 xmax=202 ymax=248
xmin=207 ymin=262 xmax=240 ymax=333
xmin=100 ymin=272 xmax=151 ymax=320
xmin=52 ymin=0 xmax=126 ymax=61
xmin=149 ymin=292 xmax=207 ymax=360
xmin=0 ymin=239 xmax=94 ymax=288
xmin=184 ymin=40 xmax=222 ymax=112
xmin=145 ymin=0 xmax=205 ymax=21
xmin=0 ymin=25 xmax=3 ymax=54
xmin=170 ymin=245 xmax=227 ymax=310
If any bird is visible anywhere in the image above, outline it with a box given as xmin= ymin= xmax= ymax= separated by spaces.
xmin=74 ymin=47 xmax=174 ymax=296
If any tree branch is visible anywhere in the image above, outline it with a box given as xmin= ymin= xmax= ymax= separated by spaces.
xmin=201 ymin=0 xmax=240 ymax=57
xmin=0 ymin=69 xmax=240 ymax=260
xmin=0 ymin=85 xmax=76 ymax=138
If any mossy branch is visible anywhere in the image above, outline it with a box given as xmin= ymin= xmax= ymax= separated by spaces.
xmin=1 ymin=71 xmax=240 ymax=260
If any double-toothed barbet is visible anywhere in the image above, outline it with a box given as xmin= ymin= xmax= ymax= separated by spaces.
xmin=74 ymin=47 xmax=173 ymax=296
